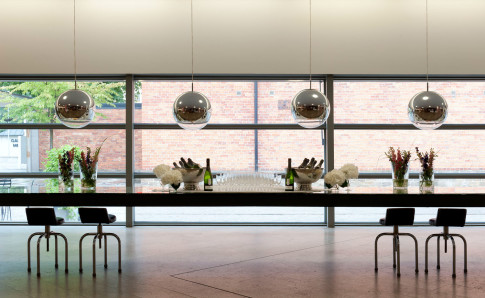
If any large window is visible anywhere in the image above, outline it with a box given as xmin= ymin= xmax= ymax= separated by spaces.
xmin=0 ymin=80 xmax=126 ymax=222
xmin=134 ymin=79 xmax=326 ymax=223
xmin=334 ymin=79 xmax=485 ymax=223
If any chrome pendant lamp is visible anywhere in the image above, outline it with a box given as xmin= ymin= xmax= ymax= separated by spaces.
xmin=408 ymin=0 xmax=448 ymax=130
xmin=173 ymin=0 xmax=212 ymax=130
xmin=55 ymin=0 xmax=95 ymax=129
xmin=291 ymin=0 xmax=330 ymax=129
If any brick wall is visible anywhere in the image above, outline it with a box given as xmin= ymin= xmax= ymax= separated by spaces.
xmin=38 ymin=80 xmax=485 ymax=173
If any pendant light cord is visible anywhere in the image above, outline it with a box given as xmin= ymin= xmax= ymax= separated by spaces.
xmin=309 ymin=0 xmax=312 ymax=89
xmin=191 ymin=0 xmax=194 ymax=92
xmin=73 ymin=0 xmax=77 ymax=90
xmin=425 ymin=0 xmax=429 ymax=91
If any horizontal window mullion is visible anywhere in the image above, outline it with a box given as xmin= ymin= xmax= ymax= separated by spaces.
xmin=0 ymin=172 xmax=126 ymax=178
xmin=334 ymin=124 xmax=485 ymax=130
xmin=134 ymin=123 xmax=325 ymax=130
xmin=0 ymin=123 xmax=126 ymax=130
xmin=133 ymin=74 xmax=326 ymax=81
xmin=0 ymin=75 xmax=126 ymax=81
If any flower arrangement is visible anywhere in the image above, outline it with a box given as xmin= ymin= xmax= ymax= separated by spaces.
xmin=339 ymin=163 xmax=359 ymax=188
xmin=324 ymin=169 xmax=346 ymax=189
xmin=58 ymin=147 xmax=76 ymax=191
xmin=79 ymin=139 xmax=106 ymax=190
xmin=416 ymin=147 xmax=437 ymax=190
xmin=153 ymin=164 xmax=171 ymax=179
xmin=385 ymin=147 xmax=411 ymax=188
xmin=161 ymin=170 xmax=183 ymax=190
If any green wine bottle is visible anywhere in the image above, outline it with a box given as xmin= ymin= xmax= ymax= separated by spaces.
xmin=285 ymin=158 xmax=294 ymax=191
xmin=204 ymin=158 xmax=213 ymax=191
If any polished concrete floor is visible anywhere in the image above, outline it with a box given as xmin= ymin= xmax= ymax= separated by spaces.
xmin=0 ymin=225 xmax=483 ymax=297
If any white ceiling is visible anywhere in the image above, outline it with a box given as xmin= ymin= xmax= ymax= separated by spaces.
xmin=0 ymin=0 xmax=484 ymax=75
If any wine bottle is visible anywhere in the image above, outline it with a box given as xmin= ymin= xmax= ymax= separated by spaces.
xmin=298 ymin=158 xmax=309 ymax=168
xmin=180 ymin=158 xmax=189 ymax=168
xmin=187 ymin=158 xmax=195 ymax=168
xmin=173 ymin=162 xmax=180 ymax=168
xmin=285 ymin=158 xmax=294 ymax=191
xmin=307 ymin=157 xmax=316 ymax=169
xmin=315 ymin=159 xmax=324 ymax=169
xmin=178 ymin=161 xmax=185 ymax=168
xmin=204 ymin=158 xmax=213 ymax=191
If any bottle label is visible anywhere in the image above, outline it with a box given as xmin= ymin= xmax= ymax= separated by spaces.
xmin=285 ymin=184 xmax=294 ymax=191
xmin=205 ymin=185 xmax=213 ymax=191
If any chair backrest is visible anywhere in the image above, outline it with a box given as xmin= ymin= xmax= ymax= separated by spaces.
xmin=384 ymin=208 xmax=415 ymax=226
xmin=435 ymin=208 xmax=467 ymax=227
xmin=78 ymin=208 xmax=111 ymax=224
xmin=25 ymin=208 xmax=59 ymax=226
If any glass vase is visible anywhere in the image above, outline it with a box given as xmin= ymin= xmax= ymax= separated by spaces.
xmin=419 ymin=172 xmax=434 ymax=193
xmin=80 ymin=163 xmax=98 ymax=191
xmin=339 ymin=179 xmax=350 ymax=191
xmin=170 ymin=183 xmax=181 ymax=193
xmin=391 ymin=162 xmax=409 ymax=189
xmin=58 ymin=166 xmax=74 ymax=192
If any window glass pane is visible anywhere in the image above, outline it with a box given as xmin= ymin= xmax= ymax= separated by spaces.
xmin=335 ymin=179 xmax=485 ymax=223
xmin=334 ymin=80 xmax=485 ymax=124
xmin=135 ymin=129 xmax=324 ymax=173
xmin=0 ymin=129 xmax=125 ymax=173
xmin=0 ymin=81 xmax=126 ymax=124
xmin=135 ymin=80 xmax=324 ymax=124
xmin=0 ymin=178 xmax=126 ymax=223
xmin=257 ymin=81 xmax=324 ymax=124
xmin=335 ymin=130 xmax=485 ymax=173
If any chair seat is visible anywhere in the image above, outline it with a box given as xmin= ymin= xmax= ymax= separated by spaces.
xmin=379 ymin=218 xmax=386 ymax=225
xmin=56 ymin=217 xmax=65 ymax=225
xmin=429 ymin=218 xmax=437 ymax=226
xmin=108 ymin=214 xmax=116 ymax=224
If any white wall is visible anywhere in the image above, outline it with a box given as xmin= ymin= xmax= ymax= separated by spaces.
xmin=0 ymin=0 xmax=484 ymax=75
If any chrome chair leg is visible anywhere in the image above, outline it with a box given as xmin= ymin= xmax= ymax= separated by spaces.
xmin=396 ymin=235 xmax=401 ymax=277
xmin=374 ymin=232 xmax=393 ymax=272
xmin=92 ymin=234 xmax=98 ymax=277
xmin=392 ymin=236 xmax=396 ymax=269
xmin=106 ymin=233 xmax=122 ymax=273
xmin=452 ymin=234 xmax=468 ymax=273
xmin=54 ymin=234 xmax=58 ymax=269
xmin=437 ymin=235 xmax=441 ymax=269
xmin=57 ymin=233 xmax=69 ymax=273
xmin=401 ymin=233 xmax=418 ymax=273
xmin=27 ymin=232 xmax=43 ymax=273
xmin=450 ymin=236 xmax=456 ymax=278
xmin=104 ymin=234 xmax=108 ymax=269
xmin=36 ymin=234 xmax=44 ymax=277
xmin=79 ymin=232 xmax=96 ymax=273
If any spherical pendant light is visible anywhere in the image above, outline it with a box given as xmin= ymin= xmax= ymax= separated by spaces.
xmin=408 ymin=0 xmax=448 ymax=130
xmin=291 ymin=89 xmax=330 ymax=128
xmin=174 ymin=0 xmax=211 ymax=130
xmin=56 ymin=0 xmax=94 ymax=129
xmin=408 ymin=90 xmax=447 ymax=130
xmin=55 ymin=89 xmax=95 ymax=128
xmin=173 ymin=91 xmax=212 ymax=130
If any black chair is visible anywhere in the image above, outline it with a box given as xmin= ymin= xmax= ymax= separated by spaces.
xmin=78 ymin=208 xmax=121 ymax=277
xmin=375 ymin=208 xmax=418 ymax=277
xmin=425 ymin=208 xmax=467 ymax=278
xmin=25 ymin=208 xmax=68 ymax=277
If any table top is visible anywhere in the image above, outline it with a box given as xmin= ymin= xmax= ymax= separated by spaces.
xmin=1 ymin=179 xmax=485 ymax=207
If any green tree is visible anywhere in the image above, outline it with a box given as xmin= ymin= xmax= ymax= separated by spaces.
xmin=0 ymin=81 xmax=125 ymax=148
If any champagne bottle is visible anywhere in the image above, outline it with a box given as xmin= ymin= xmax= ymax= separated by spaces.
xmin=307 ymin=157 xmax=316 ymax=169
xmin=315 ymin=159 xmax=324 ymax=169
xmin=180 ymin=158 xmax=189 ymax=168
xmin=178 ymin=161 xmax=185 ymax=168
xmin=204 ymin=158 xmax=213 ymax=191
xmin=298 ymin=158 xmax=309 ymax=168
xmin=187 ymin=158 xmax=195 ymax=168
xmin=285 ymin=158 xmax=294 ymax=191
xmin=173 ymin=162 xmax=180 ymax=168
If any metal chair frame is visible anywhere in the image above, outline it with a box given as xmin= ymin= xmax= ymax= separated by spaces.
xmin=79 ymin=223 xmax=121 ymax=277
xmin=375 ymin=225 xmax=419 ymax=277
xmin=425 ymin=226 xmax=467 ymax=278
xmin=27 ymin=225 xmax=68 ymax=277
